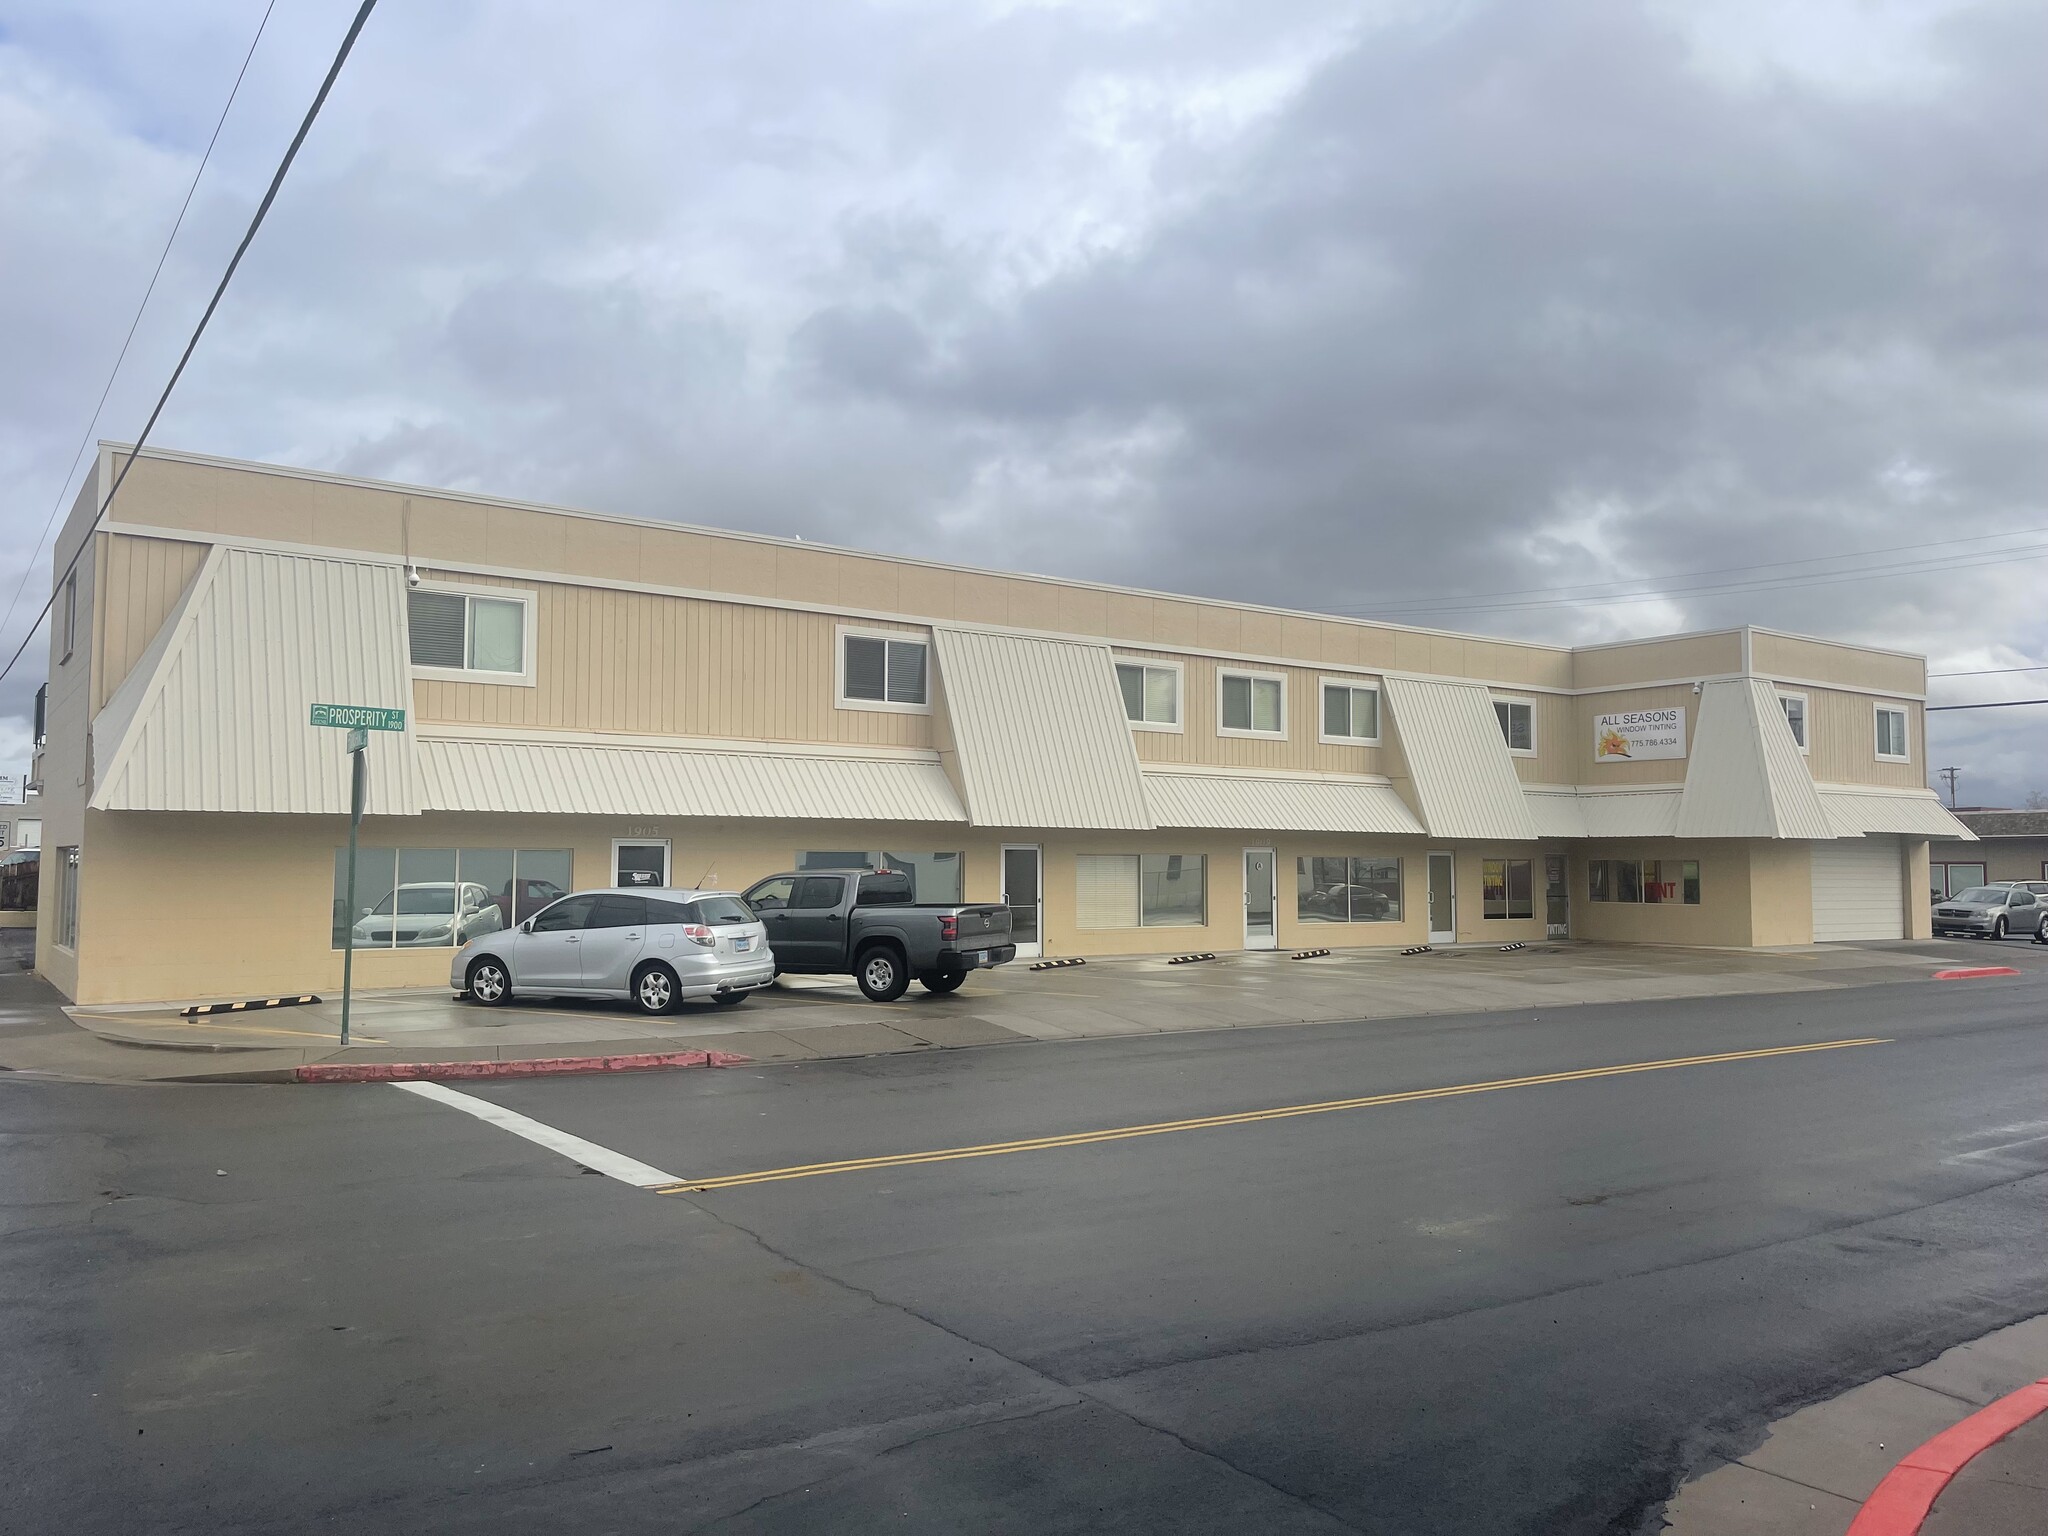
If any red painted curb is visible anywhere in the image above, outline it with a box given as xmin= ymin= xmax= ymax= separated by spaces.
xmin=1845 ymin=1377 xmax=2048 ymax=1535
xmin=294 ymin=1049 xmax=751 ymax=1083
xmin=1932 ymin=966 xmax=2022 ymax=980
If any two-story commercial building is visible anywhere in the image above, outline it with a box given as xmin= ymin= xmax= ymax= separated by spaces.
xmin=33 ymin=445 xmax=1970 ymax=1006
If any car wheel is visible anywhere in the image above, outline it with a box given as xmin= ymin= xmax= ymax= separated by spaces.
xmin=856 ymin=946 xmax=910 ymax=1003
xmin=711 ymin=991 xmax=747 ymax=1007
xmin=920 ymin=968 xmax=967 ymax=994
xmin=632 ymin=962 xmax=679 ymax=1015
xmin=466 ymin=957 xmax=513 ymax=1006
xmin=1992 ymin=916 xmax=2007 ymax=941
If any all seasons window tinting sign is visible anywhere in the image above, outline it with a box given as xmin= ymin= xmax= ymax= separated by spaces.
xmin=1594 ymin=707 xmax=1685 ymax=762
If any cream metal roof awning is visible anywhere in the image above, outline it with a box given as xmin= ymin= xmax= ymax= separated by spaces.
xmin=417 ymin=732 xmax=968 ymax=822
xmin=1144 ymin=768 xmax=1425 ymax=836
xmin=91 ymin=546 xmax=420 ymax=814
xmin=1675 ymin=678 xmax=1837 ymax=840
xmin=1816 ymin=785 xmax=1975 ymax=841
xmin=1525 ymin=787 xmax=1685 ymax=840
xmin=1381 ymin=677 xmax=1540 ymax=841
xmin=931 ymin=626 xmax=1152 ymax=830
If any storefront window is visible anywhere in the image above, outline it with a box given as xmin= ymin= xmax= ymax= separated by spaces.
xmin=1140 ymin=853 xmax=1206 ymax=926
xmin=1296 ymin=856 xmax=1401 ymax=922
xmin=1589 ymin=858 xmax=1701 ymax=906
xmin=1482 ymin=859 xmax=1534 ymax=920
xmin=333 ymin=847 xmax=572 ymax=948
xmin=796 ymin=851 xmax=962 ymax=903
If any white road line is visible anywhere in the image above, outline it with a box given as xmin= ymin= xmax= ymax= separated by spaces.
xmin=391 ymin=1080 xmax=680 ymax=1189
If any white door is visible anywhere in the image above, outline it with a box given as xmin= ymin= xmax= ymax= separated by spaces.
xmin=1812 ymin=837 xmax=1905 ymax=941
xmin=1427 ymin=852 xmax=1456 ymax=944
xmin=1243 ymin=848 xmax=1277 ymax=950
xmin=1001 ymin=845 xmax=1042 ymax=959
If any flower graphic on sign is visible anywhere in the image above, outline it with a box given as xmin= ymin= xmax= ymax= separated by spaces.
xmin=1597 ymin=727 xmax=1631 ymax=759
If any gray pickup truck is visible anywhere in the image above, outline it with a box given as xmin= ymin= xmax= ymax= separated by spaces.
xmin=740 ymin=869 xmax=1015 ymax=1001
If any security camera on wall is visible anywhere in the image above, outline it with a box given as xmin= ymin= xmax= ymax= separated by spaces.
xmin=406 ymin=562 xmax=421 ymax=588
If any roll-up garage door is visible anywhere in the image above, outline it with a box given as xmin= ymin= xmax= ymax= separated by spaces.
xmin=1811 ymin=837 xmax=1905 ymax=941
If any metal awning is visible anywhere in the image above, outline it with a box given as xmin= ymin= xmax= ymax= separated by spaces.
xmin=1816 ymin=786 xmax=1975 ymax=840
xmin=931 ymin=626 xmax=1153 ymax=829
xmin=417 ymin=734 xmax=968 ymax=822
xmin=91 ymin=546 xmax=420 ymax=815
xmin=1144 ymin=770 xmax=1425 ymax=835
xmin=1676 ymin=678 xmax=1836 ymax=840
xmin=1381 ymin=677 xmax=1541 ymax=841
xmin=1526 ymin=788 xmax=1684 ymax=840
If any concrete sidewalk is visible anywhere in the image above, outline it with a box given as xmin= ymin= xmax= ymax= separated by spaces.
xmin=6 ymin=934 xmax=2046 ymax=1083
xmin=1659 ymin=1312 xmax=2048 ymax=1533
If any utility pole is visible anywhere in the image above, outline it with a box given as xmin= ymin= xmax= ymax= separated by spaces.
xmin=1936 ymin=766 xmax=1961 ymax=808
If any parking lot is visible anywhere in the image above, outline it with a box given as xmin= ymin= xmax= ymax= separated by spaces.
xmin=43 ymin=933 xmax=2048 ymax=1078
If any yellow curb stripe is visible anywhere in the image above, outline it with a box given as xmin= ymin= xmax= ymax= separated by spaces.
xmin=656 ymin=1036 xmax=1888 ymax=1193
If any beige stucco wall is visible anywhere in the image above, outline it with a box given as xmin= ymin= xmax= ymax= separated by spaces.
xmin=32 ymin=475 xmax=103 ymax=1002
xmin=1752 ymin=631 xmax=1923 ymax=699
xmin=1747 ymin=841 xmax=1815 ymax=946
xmin=1929 ymin=837 xmax=2048 ymax=881
xmin=1903 ymin=839 xmax=1933 ymax=939
xmin=1571 ymin=632 xmax=1743 ymax=691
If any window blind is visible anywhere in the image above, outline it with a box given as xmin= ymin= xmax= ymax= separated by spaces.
xmin=1075 ymin=854 xmax=1139 ymax=930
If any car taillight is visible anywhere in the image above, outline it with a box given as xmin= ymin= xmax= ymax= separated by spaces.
xmin=683 ymin=925 xmax=716 ymax=948
xmin=938 ymin=915 xmax=957 ymax=942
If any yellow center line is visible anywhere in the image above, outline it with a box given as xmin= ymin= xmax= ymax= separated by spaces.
xmin=655 ymin=1036 xmax=1888 ymax=1194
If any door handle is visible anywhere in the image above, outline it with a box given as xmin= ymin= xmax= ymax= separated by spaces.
xmin=625 ymin=931 xmax=641 ymax=939
xmin=826 ymin=913 xmax=841 ymax=922
xmin=566 ymin=935 xmax=580 ymax=943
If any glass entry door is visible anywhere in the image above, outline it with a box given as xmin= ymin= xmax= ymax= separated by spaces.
xmin=1002 ymin=845 xmax=1042 ymax=958
xmin=1427 ymin=852 xmax=1456 ymax=943
xmin=612 ymin=839 xmax=670 ymax=889
xmin=1244 ymin=848 xmax=1277 ymax=950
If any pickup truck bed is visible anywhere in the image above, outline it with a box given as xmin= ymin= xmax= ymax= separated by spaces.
xmin=740 ymin=870 xmax=1017 ymax=1001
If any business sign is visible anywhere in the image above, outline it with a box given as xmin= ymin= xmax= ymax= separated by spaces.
xmin=1594 ymin=708 xmax=1686 ymax=762
xmin=0 ymin=774 xmax=18 ymax=804
xmin=309 ymin=703 xmax=406 ymax=732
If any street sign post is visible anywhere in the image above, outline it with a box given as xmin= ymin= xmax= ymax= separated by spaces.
xmin=312 ymin=704 xmax=403 ymax=1045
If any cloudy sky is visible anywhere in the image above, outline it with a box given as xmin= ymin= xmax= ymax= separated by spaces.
xmin=3 ymin=0 xmax=2044 ymax=803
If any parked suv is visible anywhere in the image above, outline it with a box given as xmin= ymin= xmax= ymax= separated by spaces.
xmin=454 ymin=888 xmax=773 ymax=1013
xmin=741 ymin=869 xmax=1014 ymax=1001
xmin=1932 ymin=885 xmax=2041 ymax=941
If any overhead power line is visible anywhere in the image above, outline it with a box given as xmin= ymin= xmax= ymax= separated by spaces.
xmin=0 ymin=0 xmax=279 ymax=660
xmin=0 ymin=0 xmax=379 ymax=692
xmin=1929 ymin=665 xmax=2048 ymax=679
xmin=1927 ymin=699 xmax=2048 ymax=712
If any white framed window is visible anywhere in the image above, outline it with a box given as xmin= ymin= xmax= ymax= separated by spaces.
xmin=1218 ymin=669 xmax=1287 ymax=738
xmin=1777 ymin=690 xmax=1809 ymax=754
xmin=1874 ymin=702 xmax=1910 ymax=763
xmin=1076 ymin=853 xmax=1208 ymax=929
xmin=1318 ymin=678 xmax=1382 ymax=744
xmin=837 ymin=625 xmax=930 ymax=712
xmin=59 ymin=572 xmax=77 ymax=665
xmin=1493 ymin=696 xmax=1536 ymax=756
xmin=407 ymin=582 xmax=537 ymax=685
xmin=1115 ymin=659 xmax=1183 ymax=731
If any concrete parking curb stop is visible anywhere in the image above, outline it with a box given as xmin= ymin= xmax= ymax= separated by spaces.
xmin=293 ymin=1050 xmax=750 ymax=1083
xmin=1846 ymin=1378 xmax=2048 ymax=1535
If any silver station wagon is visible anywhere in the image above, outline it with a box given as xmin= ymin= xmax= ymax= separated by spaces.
xmin=453 ymin=888 xmax=775 ymax=1013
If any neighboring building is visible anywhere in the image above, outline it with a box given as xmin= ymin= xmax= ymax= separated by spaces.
xmin=1929 ymin=810 xmax=2048 ymax=899
xmin=36 ymin=444 xmax=1971 ymax=1005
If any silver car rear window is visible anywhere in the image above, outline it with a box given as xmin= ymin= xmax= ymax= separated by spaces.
xmin=648 ymin=896 xmax=755 ymax=926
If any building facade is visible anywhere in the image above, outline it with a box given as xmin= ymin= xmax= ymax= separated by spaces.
xmin=34 ymin=445 xmax=1971 ymax=1006
xmin=1929 ymin=810 xmax=2048 ymax=898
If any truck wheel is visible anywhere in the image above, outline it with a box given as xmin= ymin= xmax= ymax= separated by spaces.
xmin=856 ymin=946 xmax=910 ymax=1003
xmin=632 ymin=962 xmax=679 ymax=1015
xmin=920 ymin=969 xmax=967 ymax=994
xmin=466 ymin=957 xmax=513 ymax=1006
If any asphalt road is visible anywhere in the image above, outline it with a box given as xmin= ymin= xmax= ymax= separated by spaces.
xmin=6 ymin=968 xmax=2048 ymax=1534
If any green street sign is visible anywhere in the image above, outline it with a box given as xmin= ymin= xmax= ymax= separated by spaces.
xmin=310 ymin=703 xmax=406 ymax=732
